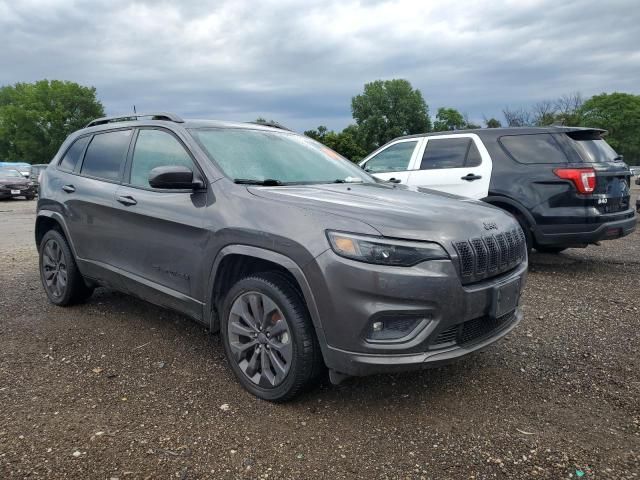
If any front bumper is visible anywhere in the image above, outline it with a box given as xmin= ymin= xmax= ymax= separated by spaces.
xmin=324 ymin=308 xmax=522 ymax=376
xmin=305 ymin=250 xmax=527 ymax=377
xmin=0 ymin=185 xmax=36 ymax=198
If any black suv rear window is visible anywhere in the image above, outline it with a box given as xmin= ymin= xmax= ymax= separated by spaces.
xmin=81 ymin=130 xmax=132 ymax=181
xmin=59 ymin=136 xmax=90 ymax=172
xmin=565 ymin=131 xmax=620 ymax=163
xmin=500 ymin=134 xmax=567 ymax=164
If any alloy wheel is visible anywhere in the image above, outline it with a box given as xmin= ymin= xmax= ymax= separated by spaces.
xmin=42 ymin=239 xmax=67 ymax=298
xmin=227 ymin=291 xmax=293 ymax=388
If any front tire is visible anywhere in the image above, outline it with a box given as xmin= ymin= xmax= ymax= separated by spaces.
xmin=220 ymin=272 xmax=322 ymax=402
xmin=39 ymin=230 xmax=94 ymax=306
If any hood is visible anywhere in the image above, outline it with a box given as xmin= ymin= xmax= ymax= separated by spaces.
xmin=248 ymin=182 xmax=517 ymax=245
xmin=0 ymin=177 xmax=29 ymax=185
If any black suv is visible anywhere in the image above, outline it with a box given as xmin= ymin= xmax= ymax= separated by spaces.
xmin=36 ymin=113 xmax=528 ymax=401
xmin=361 ymin=127 xmax=636 ymax=253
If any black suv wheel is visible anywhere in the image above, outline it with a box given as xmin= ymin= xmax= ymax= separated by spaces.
xmin=220 ymin=272 xmax=321 ymax=402
xmin=39 ymin=230 xmax=94 ymax=306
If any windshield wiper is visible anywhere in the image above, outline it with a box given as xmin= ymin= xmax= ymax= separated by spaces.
xmin=234 ymin=178 xmax=283 ymax=186
xmin=332 ymin=178 xmax=364 ymax=184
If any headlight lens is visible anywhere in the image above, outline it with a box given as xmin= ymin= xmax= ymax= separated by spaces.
xmin=326 ymin=231 xmax=449 ymax=266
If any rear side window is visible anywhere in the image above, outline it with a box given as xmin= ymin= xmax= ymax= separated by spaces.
xmin=500 ymin=134 xmax=567 ymax=164
xmin=364 ymin=141 xmax=417 ymax=173
xmin=130 ymin=129 xmax=194 ymax=187
xmin=81 ymin=130 xmax=132 ymax=181
xmin=59 ymin=136 xmax=90 ymax=172
xmin=420 ymin=138 xmax=470 ymax=169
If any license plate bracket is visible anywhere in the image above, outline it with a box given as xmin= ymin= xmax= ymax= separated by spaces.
xmin=492 ymin=278 xmax=520 ymax=318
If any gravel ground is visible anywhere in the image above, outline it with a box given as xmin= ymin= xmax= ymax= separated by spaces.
xmin=0 ymin=191 xmax=639 ymax=479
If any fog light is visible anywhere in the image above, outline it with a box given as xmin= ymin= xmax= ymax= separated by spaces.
xmin=367 ymin=314 xmax=431 ymax=342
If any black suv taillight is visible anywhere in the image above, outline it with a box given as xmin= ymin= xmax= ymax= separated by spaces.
xmin=553 ymin=167 xmax=596 ymax=194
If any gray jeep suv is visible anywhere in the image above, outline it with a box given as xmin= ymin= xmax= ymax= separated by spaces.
xmin=36 ymin=112 xmax=528 ymax=401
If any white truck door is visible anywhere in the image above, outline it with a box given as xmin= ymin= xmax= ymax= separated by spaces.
xmin=406 ymin=133 xmax=492 ymax=199
xmin=359 ymin=138 xmax=423 ymax=184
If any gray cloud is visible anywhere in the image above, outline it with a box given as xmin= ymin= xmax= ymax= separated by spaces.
xmin=1 ymin=0 xmax=639 ymax=131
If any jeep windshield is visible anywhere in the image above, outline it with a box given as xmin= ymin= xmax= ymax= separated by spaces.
xmin=190 ymin=128 xmax=372 ymax=185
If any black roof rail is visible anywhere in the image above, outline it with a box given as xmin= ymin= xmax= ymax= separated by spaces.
xmin=85 ymin=112 xmax=184 ymax=128
xmin=246 ymin=121 xmax=292 ymax=132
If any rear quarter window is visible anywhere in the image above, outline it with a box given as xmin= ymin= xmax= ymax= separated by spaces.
xmin=81 ymin=130 xmax=132 ymax=181
xmin=499 ymin=133 xmax=568 ymax=165
xmin=58 ymin=136 xmax=90 ymax=172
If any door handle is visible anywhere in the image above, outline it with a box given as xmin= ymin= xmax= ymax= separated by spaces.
xmin=461 ymin=174 xmax=482 ymax=181
xmin=62 ymin=184 xmax=75 ymax=193
xmin=388 ymin=177 xmax=402 ymax=184
xmin=117 ymin=195 xmax=137 ymax=206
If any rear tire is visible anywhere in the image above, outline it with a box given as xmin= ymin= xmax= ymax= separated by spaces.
xmin=513 ymin=214 xmax=533 ymax=254
xmin=220 ymin=272 xmax=322 ymax=402
xmin=39 ymin=230 xmax=94 ymax=306
xmin=535 ymin=246 xmax=567 ymax=254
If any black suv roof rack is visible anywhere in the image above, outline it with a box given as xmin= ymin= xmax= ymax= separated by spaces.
xmin=246 ymin=121 xmax=292 ymax=131
xmin=86 ymin=112 xmax=184 ymax=128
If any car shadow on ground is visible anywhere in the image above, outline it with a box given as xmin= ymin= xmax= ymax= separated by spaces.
xmin=78 ymin=286 xmax=512 ymax=410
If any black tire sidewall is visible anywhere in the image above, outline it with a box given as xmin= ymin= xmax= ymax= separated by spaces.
xmin=220 ymin=274 xmax=316 ymax=402
xmin=39 ymin=230 xmax=86 ymax=306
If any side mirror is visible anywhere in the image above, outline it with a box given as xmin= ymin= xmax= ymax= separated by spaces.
xmin=148 ymin=166 xmax=203 ymax=190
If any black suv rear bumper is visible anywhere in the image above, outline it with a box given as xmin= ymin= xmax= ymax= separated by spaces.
xmin=534 ymin=211 xmax=636 ymax=247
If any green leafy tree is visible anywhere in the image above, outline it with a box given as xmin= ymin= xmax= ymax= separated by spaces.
xmin=0 ymin=80 xmax=105 ymax=164
xmin=304 ymin=124 xmax=367 ymax=162
xmin=485 ymin=117 xmax=502 ymax=128
xmin=433 ymin=107 xmax=466 ymax=131
xmin=579 ymin=92 xmax=640 ymax=165
xmin=351 ymin=79 xmax=431 ymax=152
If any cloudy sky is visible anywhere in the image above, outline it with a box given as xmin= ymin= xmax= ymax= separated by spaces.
xmin=1 ymin=0 xmax=639 ymax=131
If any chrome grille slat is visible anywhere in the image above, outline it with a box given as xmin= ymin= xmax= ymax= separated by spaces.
xmin=453 ymin=227 xmax=526 ymax=284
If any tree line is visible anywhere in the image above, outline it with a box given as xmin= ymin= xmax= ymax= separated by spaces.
xmin=1 ymin=79 xmax=638 ymax=166
xmin=301 ymin=80 xmax=640 ymax=165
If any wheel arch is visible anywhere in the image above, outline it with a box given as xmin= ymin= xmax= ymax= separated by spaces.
xmin=483 ymin=195 xmax=536 ymax=228
xmin=35 ymin=211 xmax=76 ymax=255
xmin=205 ymin=245 xmax=328 ymax=355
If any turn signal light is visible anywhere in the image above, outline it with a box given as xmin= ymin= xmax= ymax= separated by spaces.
xmin=553 ymin=168 xmax=596 ymax=194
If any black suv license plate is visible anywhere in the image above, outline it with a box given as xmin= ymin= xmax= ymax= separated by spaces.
xmin=492 ymin=278 xmax=520 ymax=318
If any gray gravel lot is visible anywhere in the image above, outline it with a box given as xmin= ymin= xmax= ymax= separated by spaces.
xmin=0 ymin=192 xmax=639 ymax=479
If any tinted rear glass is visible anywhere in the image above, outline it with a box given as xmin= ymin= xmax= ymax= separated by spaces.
xmin=500 ymin=133 xmax=567 ymax=164
xmin=420 ymin=138 xmax=470 ymax=169
xmin=59 ymin=136 xmax=90 ymax=171
xmin=570 ymin=138 xmax=619 ymax=163
xmin=81 ymin=130 xmax=132 ymax=181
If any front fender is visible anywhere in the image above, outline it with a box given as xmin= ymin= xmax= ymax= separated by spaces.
xmin=204 ymin=245 xmax=328 ymax=354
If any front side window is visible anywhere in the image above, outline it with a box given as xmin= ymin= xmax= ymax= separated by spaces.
xmin=364 ymin=141 xmax=418 ymax=173
xmin=81 ymin=130 xmax=132 ymax=181
xmin=190 ymin=128 xmax=371 ymax=184
xmin=59 ymin=136 xmax=90 ymax=172
xmin=130 ymin=130 xmax=194 ymax=187
xmin=500 ymin=134 xmax=567 ymax=164
xmin=420 ymin=138 xmax=470 ymax=169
